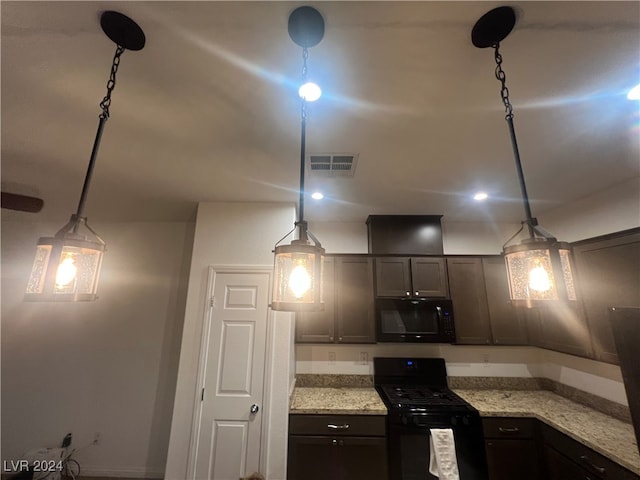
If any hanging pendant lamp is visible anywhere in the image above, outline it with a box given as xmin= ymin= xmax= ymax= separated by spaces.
xmin=472 ymin=6 xmax=577 ymax=308
xmin=25 ymin=11 xmax=145 ymax=302
xmin=272 ymin=6 xmax=326 ymax=312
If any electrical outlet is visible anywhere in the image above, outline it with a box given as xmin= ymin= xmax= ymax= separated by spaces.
xmin=93 ymin=432 xmax=101 ymax=445
xmin=359 ymin=352 xmax=369 ymax=365
xmin=328 ymin=351 xmax=336 ymax=365
xmin=483 ymin=354 xmax=490 ymax=366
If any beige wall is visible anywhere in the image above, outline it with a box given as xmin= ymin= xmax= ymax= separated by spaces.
xmin=1 ymin=218 xmax=194 ymax=478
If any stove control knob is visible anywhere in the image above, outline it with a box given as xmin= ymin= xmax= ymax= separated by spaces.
xmin=462 ymin=415 xmax=470 ymax=426
xmin=401 ymin=416 xmax=408 ymax=425
xmin=451 ymin=416 xmax=458 ymax=426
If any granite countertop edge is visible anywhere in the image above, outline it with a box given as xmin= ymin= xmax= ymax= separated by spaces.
xmin=289 ymin=386 xmax=640 ymax=475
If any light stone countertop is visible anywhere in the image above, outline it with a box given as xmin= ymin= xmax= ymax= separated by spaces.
xmin=289 ymin=386 xmax=640 ymax=475
xmin=454 ymin=389 xmax=640 ymax=475
xmin=290 ymin=387 xmax=387 ymax=415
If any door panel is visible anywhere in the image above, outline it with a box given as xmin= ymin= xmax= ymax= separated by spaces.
xmin=195 ymin=270 xmax=269 ymax=480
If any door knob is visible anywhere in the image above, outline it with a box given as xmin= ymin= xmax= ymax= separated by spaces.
xmin=250 ymin=404 xmax=259 ymax=414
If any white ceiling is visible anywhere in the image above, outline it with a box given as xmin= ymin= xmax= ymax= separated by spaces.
xmin=2 ymin=1 xmax=639 ymax=225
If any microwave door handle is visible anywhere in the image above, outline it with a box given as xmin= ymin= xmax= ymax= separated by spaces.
xmin=436 ymin=306 xmax=443 ymax=324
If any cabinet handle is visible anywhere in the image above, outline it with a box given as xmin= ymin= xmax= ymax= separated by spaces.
xmin=498 ymin=427 xmax=520 ymax=434
xmin=327 ymin=423 xmax=350 ymax=430
xmin=405 ymin=291 xmax=411 ymax=297
xmin=332 ymin=439 xmax=338 ymax=445
xmin=415 ymin=291 xmax=419 ymax=296
xmin=338 ymin=337 xmax=343 ymax=342
xmin=579 ymin=455 xmax=606 ymax=474
xmin=329 ymin=336 xmax=334 ymax=341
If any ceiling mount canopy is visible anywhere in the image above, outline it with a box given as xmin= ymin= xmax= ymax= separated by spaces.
xmin=471 ymin=5 xmax=516 ymax=48
xmin=272 ymin=6 xmax=326 ymax=312
xmin=472 ymin=6 xmax=578 ymax=308
xmin=25 ymin=10 xmax=145 ymax=302
xmin=288 ymin=6 xmax=325 ymax=48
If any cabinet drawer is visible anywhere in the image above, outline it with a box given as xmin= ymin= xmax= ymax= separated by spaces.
xmin=483 ymin=417 xmax=537 ymax=439
xmin=289 ymin=414 xmax=386 ymax=437
xmin=541 ymin=422 xmax=639 ymax=480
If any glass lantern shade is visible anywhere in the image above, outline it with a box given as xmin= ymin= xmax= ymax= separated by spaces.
xmin=25 ymin=218 xmax=105 ymax=302
xmin=272 ymin=239 xmax=325 ymax=312
xmin=503 ymin=238 xmax=577 ymax=308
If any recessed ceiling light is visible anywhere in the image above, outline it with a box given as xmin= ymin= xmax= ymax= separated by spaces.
xmin=311 ymin=192 xmax=324 ymax=200
xmin=473 ymin=192 xmax=489 ymax=201
xmin=627 ymin=84 xmax=640 ymax=100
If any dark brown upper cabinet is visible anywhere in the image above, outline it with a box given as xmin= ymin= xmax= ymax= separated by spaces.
xmin=573 ymin=229 xmax=640 ymax=364
xmin=374 ymin=257 xmax=448 ymax=298
xmin=447 ymin=257 xmax=493 ymax=344
xmin=295 ymin=257 xmax=336 ymax=343
xmin=296 ymin=256 xmax=375 ymax=344
xmin=482 ymin=256 xmax=529 ymax=345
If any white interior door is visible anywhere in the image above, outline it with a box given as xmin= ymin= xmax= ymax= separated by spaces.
xmin=193 ymin=268 xmax=270 ymax=480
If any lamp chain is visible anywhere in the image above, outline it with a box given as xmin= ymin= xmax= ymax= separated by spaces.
xmin=493 ymin=44 xmax=514 ymax=120
xmin=99 ymin=45 xmax=126 ymax=119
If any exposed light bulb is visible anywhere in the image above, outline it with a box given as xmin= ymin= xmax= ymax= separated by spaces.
xmin=627 ymin=83 xmax=640 ymax=100
xmin=473 ymin=192 xmax=488 ymax=201
xmin=289 ymin=263 xmax=312 ymax=298
xmin=56 ymin=256 xmax=78 ymax=288
xmin=299 ymin=82 xmax=321 ymax=102
xmin=529 ymin=264 xmax=551 ymax=292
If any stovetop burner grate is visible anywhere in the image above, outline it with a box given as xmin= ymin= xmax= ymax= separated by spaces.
xmin=379 ymin=384 xmax=469 ymax=409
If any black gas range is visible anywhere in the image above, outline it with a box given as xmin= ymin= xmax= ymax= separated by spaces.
xmin=374 ymin=357 xmax=488 ymax=480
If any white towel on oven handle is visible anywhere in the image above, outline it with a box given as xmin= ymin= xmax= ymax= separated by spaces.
xmin=429 ymin=428 xmax=460 ymax=480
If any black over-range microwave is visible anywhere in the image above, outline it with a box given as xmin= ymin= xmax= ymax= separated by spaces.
xmin=375 ymin=298 xmax=455 ymax=343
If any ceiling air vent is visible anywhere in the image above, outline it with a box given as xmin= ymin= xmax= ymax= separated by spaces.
xmin=308 ymin=154 xmax=358 ymax=177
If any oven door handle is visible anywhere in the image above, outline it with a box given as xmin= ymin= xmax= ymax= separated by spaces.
xmin=327 ymin=423 xmax=350 ymax=430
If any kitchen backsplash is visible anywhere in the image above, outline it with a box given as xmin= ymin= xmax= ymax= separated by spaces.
xmin=295 ymin=344 xmax=628 ymax=406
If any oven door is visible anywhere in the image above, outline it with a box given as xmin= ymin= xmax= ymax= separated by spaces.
xmin=388 ymin=412 xmax=488 ymax=480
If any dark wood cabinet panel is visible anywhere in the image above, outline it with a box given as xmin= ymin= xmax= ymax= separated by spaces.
xmin=335 ymin=256 xmax=376 ymax=343
xmin=447 ymin=257 xmax=492 ymax=345
xmin=374 ymin=257 xmax=448 ymax=298
xmin=374 ymin=257 xmax=412 ymax=297
xmin=485 ymin=439 xmax=540 ymax=480
xmin=573 ymin=230 xmax=640 ymax=364
xmin=482 ymin=256 xmax=529 ymax=345
xmin=483 ymin=418 xmax=541 ymax=480
xmin=296 ymin=256 xmax=375 ymax=344
xmin=411 ymin=257 xmax=449 ymax=297
xmin=529 ymin=302 xmax=593 ymax=358
xmin=295 ymin=257 xmax=335 ymax=343
xmin=288 ymin=414 xmax=388 ymax=480
xmin=540 ymin=421 xmax=640 ymax=480
xmin=288 ymin=436 xmax=338 ymax=480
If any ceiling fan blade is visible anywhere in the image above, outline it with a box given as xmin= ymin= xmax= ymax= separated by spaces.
xmin=1 ymin=191 xmax=44 ymax=213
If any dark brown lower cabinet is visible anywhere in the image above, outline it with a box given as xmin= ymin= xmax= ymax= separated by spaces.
xmin=540 ymin=421 xmax=640 ymax=480
xmin=288 ymin=414 xmax=388 ymax=480
xmin=483 ymin=418 xmax=541 ymax=480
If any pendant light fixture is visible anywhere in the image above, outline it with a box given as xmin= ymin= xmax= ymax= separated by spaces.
xmin=272 ymin=6 xmax=326 ymax=312
xmin=25 ymin=11 xmax=145 ymax=302
xmin=472 ymin=6 xmax=577 ymax=308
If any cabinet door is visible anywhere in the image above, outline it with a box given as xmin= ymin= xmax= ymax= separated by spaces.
xmin=536 ymin=303 xmax=593 ymax=358
xmin=482 ymin=256 xmax=529 ymax=345
xmin=295 ymin=257 xmax=335 ymax=343
xmin=485 ymin=439 xmax=540 ymax=480
xmin=337 ymin=437 xmax=388 ymax=480
xmin=374 ymin=257 xmax=411 ymax=297
xmin=287 ymin=436 xmax=338 ymax=480
xmin=335 ymin=257 xmax=376 ymax=343
xmin=544 ymin=445 xmax=593 ymax=480
xmin=573 ymin=231 xmax=640 ymax=364
xmin=411 ymin=257 xmax=449 ymax=297
xmin=447 ymin=258 xmax=492 ymax=344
